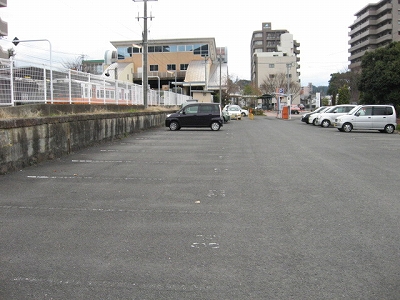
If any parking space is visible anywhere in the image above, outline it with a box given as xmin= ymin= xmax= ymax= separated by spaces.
xmin=1 ymin=116 xmax=400 ymax=299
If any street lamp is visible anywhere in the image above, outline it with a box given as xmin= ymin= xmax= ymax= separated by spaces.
xmin=12 ymin=37 xmax=53 ymax=103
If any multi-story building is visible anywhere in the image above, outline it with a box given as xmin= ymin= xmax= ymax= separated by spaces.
xmin=250 ymin=22 xmax=301 ymax=104
xmin=0 ymin=0 xmax=8 ymax=59
xmin=349 ymin=0 xmax=400 ymax=71
xmin=106 ymin=37 xmax=228 ymax=97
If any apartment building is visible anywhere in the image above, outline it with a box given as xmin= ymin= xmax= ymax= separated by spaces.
xmin=107 ymin=37 xmax=228 ymax=97
xmin=0 ymin=0 xmax=8 ymax=59
xmin=250 ymin=22 xmax=301 ymax=104
xmin=349 ymin=0 xmax=400 ymax=71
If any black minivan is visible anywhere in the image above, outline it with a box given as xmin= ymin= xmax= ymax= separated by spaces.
xmin=165 ymin=103 xmax=223 ymax=131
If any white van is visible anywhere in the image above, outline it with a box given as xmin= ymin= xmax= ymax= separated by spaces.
xmin=334 ymin=105 xmax=397 ymax=133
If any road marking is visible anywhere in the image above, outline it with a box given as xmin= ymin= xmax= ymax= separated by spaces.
xmin=12 ymin=277 xmax=212 ymax=291
xmin=191 ymin=235 xmax=220 ymax=249
xmin=0 ymin=205 xmax=229 ymax=215
xmin=207 ymin=190 xmax=226 ymax=197
xmin=26 ymin=175 xmax=163 ymax=181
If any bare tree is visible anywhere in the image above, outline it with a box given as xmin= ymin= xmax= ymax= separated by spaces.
xmin=62 ymin=56 xmax=84 ymax=71
xmin=260 ymin=72 xmax=301 ymax=101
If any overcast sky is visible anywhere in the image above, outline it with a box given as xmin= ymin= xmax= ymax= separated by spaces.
xmin=1 ymin=0 xmax=372 ymax=86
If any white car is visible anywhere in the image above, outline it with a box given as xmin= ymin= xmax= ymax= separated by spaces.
xmin=223 ymin=105 xmax=249 ymax=117
xmin=315 ymin=105 xmax=356 ymax=127
xmin=224 ymin=105 xmax=242 ymax=120
xmin=334 ymin=105 xmax=397 ymax=133
xmin=308 ymin=107 xmax=331 ymax=125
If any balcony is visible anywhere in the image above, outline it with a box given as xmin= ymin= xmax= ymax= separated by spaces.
xmin=349 ymin=39 xmax=370 ymax=53
xmin=375 ymin=3 xmax=392 ymax=15
xmin=349 ymin=19 xmax=378 ymax=36
xmin=349 ymin=28 xmax=377 ymax=44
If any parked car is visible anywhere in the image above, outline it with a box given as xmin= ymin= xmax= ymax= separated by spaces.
xmin=226 ymin=105 xmax=242 ymax=120
xmin=301 ymin=106 xmax=327 ymax=123
xmin=315 ymin=104 xmax=356 ymax=127
xmin=223 ymin=105 xmax=249 ymax=117
xmin=334 ymin=105 xmax=397 ymax=133
xmin=290 ymin=104 xmax=301 ymax=114
xmin=165 ymin=103 xmax=223 ymax=131
xmin=308 ymin=107 xmax=331 ymax=125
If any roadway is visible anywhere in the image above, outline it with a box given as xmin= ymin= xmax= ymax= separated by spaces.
xmin=1 ymin=113 xmax=400 ymax=299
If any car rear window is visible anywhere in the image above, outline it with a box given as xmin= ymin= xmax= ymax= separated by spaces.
xmin=199 ymin=105 xmax=218 ymax=113
xmin=373 ymin=106 xmax=393 ymax=115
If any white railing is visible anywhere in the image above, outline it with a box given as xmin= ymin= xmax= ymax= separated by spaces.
xmin=0 ymin=58 xmax=192 ymax=107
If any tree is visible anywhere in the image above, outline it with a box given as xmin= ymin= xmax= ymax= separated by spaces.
xmin=358 ymin=41 xmax=400 ymax=110
xmin=259 ymin=72 xmax=301 ymax=102
xmin=62 ymin=55 xmax=84 ymax=71
xmin=337 ymin=84 xmax=350 ymax=104
xmin=328 ymin=70 xmax=360 ymax=105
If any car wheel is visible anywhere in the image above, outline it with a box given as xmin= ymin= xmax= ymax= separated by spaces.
xmin=384 ymin=124 xmax=395 ymax=134
xmin=169 ymin=121 xmax=180 ymax=131
xmin=241 ymin=112 xmax=246 ymax=117
xmin=210 ymin=121 xmax=221 ymax=131
xmin=321 ymin=119 xmax=330 ymax=128
xmin=312 ymin=118 xmax=317 ymax=125
xmin=342 ymin=123 xmax=353 ymax=132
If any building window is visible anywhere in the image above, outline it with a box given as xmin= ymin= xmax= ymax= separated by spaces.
xmin=150 ymin=65 xmax=158 ymax=72
xmin=269 ymin=74 xmax=275 ymax=79
xmin=180 ymin=64 xmax=189 ymax=71
xmin=269 ymin=64 xmax=275 ymax=68
xmin=193 ymin=44 xmax=209 ymax=56
xmin=167 ymin=64 xmax=176 ymax=71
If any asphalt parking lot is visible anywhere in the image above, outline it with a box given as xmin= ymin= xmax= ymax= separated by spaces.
xmin=1 ymin=113 xmax=400 ymax=299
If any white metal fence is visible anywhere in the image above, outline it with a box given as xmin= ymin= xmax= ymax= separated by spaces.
xmin=0 ymin=58 xmax=191 ymax=107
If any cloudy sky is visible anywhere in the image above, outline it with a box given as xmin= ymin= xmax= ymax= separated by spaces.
xmin=1 ymin=0 xmax=372 ymax=86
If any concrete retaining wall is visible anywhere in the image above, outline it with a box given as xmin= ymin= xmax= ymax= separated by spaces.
xmin=0 ymin=105 xmax=173 ymax=174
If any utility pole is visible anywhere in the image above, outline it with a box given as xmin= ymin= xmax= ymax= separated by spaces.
xmin=133 ymin=0 xmax=157 ymax=109
xmin=286 ymin=63 xmax=292 ymax=119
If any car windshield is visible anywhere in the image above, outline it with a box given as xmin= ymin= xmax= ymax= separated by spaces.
xmin=348 ymin=105 xmax=362 ymax=115
xmin=325 ymin=106 xmax=337 ymax=113
xmin=312 ymin=107 xmax=326 ymax=113
xmin=323 ymin=107 xmax=332 ymax=112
